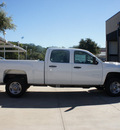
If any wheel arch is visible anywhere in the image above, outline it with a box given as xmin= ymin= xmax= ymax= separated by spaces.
xmin=3 ymin=69 xmax=28 ymax=84
xmin=104 ymin=72 xmax=120 ymax=85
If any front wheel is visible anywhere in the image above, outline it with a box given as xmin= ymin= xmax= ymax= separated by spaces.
xmin=105 ymin=78 xmax=120 ymax=96
xmin=6 ymin=78 xmax=27 ymax=97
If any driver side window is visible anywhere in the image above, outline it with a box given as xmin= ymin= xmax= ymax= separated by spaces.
xmin=74 ymin=51 xmax=94 ymax=64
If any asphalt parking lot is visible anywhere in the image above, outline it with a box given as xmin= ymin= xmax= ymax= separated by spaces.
xmin=0 ymin=85 xmax=120 ymax=130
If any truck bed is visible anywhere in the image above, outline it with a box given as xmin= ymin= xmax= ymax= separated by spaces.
xmin=0 ymin=60 xmax=44 ymax=84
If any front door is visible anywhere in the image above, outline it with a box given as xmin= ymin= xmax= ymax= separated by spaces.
xmin=72 ymin=50 xmax=102 ymax=85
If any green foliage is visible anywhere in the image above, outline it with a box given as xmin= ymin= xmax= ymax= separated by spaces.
xmin=74 ymin=38 xmax=100 ymax=55
xmin=0 ymin=2 xmax=16 ymax=34
xmin=0 ymin=2 xmax=5 ymax=7
xmin=22 ymin=43 xmax=46 ymax=60
xmin=5 ymin=42 xmax=47 ymax=60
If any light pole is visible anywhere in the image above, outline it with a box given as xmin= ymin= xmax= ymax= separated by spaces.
xmin=30 ymin=49 xmax=32 ymax=59
xmin=117 ymin=22 xmax=120 ymax=61
xmin=3 ymin=31 xmax=6 ymax=59
xmin=26 ymin=46 xmax=27 ymax=60
xmin=18 ymin=41 xmax=19 ymax=60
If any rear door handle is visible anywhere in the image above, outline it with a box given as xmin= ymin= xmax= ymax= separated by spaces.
xmin=49 ymin=65 xmax=57 ymax=68
xmin=74 ymin=66 xmax=81 ymax=69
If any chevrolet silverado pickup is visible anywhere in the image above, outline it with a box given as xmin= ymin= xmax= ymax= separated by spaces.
xmin=0 ymin=48 xmax=120 ymax=97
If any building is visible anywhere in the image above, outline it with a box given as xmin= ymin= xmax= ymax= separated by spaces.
xmin=106 ymin=11 xmax=120 ymax=62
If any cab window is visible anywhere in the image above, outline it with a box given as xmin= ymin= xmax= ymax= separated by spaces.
xmin=74 ymin=51 xmax=95 ymax=64
xmin=50 ymin=50 xmax=70 ymax=63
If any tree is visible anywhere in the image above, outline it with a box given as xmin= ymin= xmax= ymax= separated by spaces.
xmin=75 ymin=38 xmax=100 ymax=55
xmin=0 ymin=2 xmax=16 ymax=34
xmin=5 ymin=42 xmax=47 ymax=60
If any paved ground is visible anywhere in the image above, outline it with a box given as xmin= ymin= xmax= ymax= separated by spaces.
xmin=0 ymin=85 xmax=120 ymax=130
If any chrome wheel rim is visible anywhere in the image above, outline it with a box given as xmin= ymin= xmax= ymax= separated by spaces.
xmin=9 ymin=82 xmax=22 ymax=95
xmin=110 ymin=81 xmax=120 ymax=94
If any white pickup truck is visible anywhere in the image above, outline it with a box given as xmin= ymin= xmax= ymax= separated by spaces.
xmin=0 ymin=48 xmax=120 ymax=97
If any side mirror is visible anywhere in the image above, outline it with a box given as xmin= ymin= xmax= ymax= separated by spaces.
xmin=93 ymin=57 xmax=98 ymax=65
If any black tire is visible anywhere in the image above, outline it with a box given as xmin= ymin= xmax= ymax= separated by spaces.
xmin=96 ymin=86 xmax=104 ymax=90
xmin=105 ymin=78 xmax=120 ymax=97
xmin=6 ymin=78 xmax=27 ymax=97
xmin=26 ymin=85 xmax=31 ymax=89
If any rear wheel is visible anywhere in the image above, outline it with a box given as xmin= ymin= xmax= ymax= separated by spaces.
xmin=105 ymin=78 xmax=120 ymax=96
xmin=6 ymin=78 xmax=27 ymax=97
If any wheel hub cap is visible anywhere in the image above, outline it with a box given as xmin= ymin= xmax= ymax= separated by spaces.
xmin=9 ymin=82 xmax=22 ymax=95
xmin=110 ymin=82 xmax=120 ymax=94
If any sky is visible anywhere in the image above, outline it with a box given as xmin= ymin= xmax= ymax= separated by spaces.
xmin=0 ymin=0 xmax=120 ymax=48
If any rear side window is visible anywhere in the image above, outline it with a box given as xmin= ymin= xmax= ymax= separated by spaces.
xmin=50 ymin=50 xmax=70 ymax=63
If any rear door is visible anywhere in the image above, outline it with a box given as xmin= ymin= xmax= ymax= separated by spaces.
xmin=45 ymin=49 xmax=72 ymax=85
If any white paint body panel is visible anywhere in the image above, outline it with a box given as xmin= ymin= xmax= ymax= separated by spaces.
xmin=71 ymin=62 xmax=103 ymax=85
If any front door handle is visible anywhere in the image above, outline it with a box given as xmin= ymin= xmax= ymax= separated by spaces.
xmin=74 ymin=66 xmax=81 ymax=69
xmin=49 ymin=65 xmax=57 ymax=68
